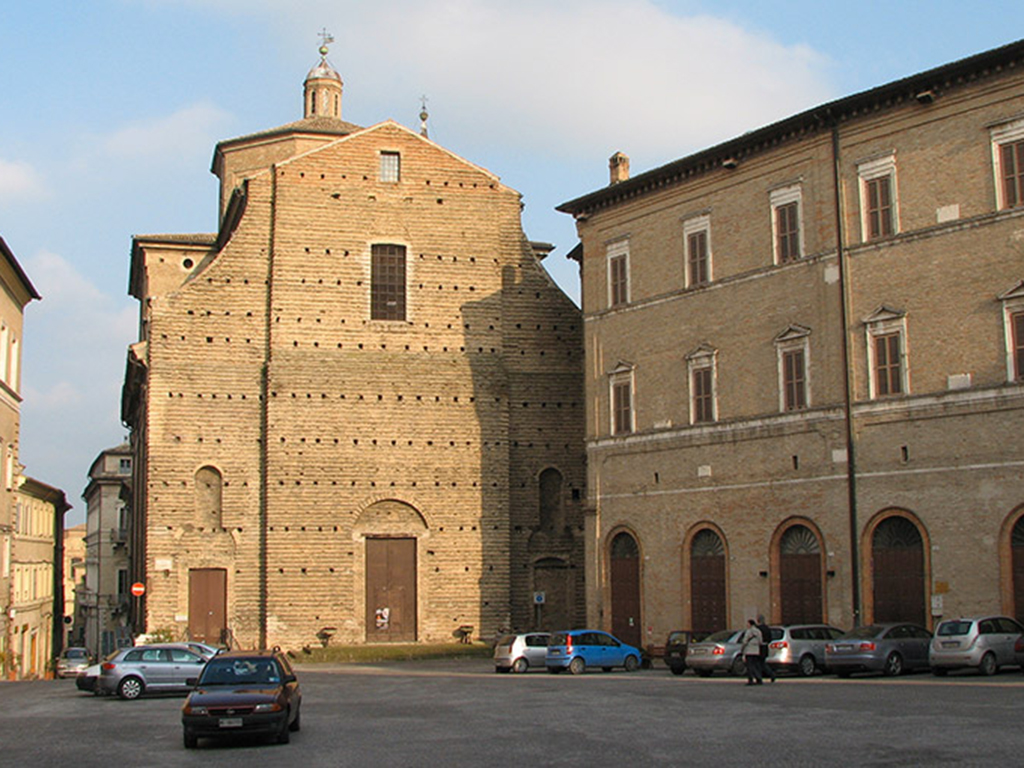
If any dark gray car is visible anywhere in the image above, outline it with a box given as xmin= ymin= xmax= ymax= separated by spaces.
xmin=825 ymin=623 xmax=932 ymax=677
xmin=98 ymin=644 xmax=210 ymax=699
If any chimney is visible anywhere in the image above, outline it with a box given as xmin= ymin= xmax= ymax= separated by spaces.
xmin=609 ymin=152 xmax=630 ymax=185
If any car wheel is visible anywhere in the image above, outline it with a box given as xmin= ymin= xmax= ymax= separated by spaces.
xmin=730 ymin=656 xmax=746 ymax=677
xmin=118 ymin=676 xmax=144 ymax=700
xmin=979 ymin=652 xmax=998 ymax=676
xmin=277 ymin=715 xmax=291 ymax=744
xmin=798 ymin=654 xmax=817 ymax=677
xmin=670 ymin=665 xmax=686 ymax=676
xmin=289 ymin=703 xmax=301 ymax=732
xmin=697 ymin=669 xmax=713 ymax=677
xmin=512 ymin=657 xmax=529 ymax=674
xmin=624 ymin=655 xmax=640 ymax=673
xmin=931 ymin=667 xmax=948 ymax=676
xmin=883 ymin=652 xmax=904 ymax=677
xmin=183 ymin=730 xmax=197 ymax=749
xmin=569 ymin=657 xmax=586 ymax=675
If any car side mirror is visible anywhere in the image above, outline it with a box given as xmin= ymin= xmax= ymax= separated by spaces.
xmin=186 ymin=677 xmax=198 ymax=687
xmin=283 ymin=674 xmax=297 ymax=684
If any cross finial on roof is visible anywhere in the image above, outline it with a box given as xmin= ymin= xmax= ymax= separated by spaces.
xmin=318 ymin=28 xmax=335 ymax=57
xmin=419 ymin=95 xmax=430 ymax=138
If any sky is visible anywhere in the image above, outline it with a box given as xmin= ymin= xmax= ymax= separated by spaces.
xmin=0 ymin=0 xmax=1020 ymax=524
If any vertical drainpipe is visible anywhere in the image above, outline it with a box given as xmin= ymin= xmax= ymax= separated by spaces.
xmin=259 ymin=171 xmax=277 ymax=648
xmin=830 ymin=116 xmax=861 ymax=627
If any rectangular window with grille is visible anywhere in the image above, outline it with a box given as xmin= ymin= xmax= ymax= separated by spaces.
xmin=380 ymin=151 xmax=400 ymax=183
xmin=612 ymin=380 xmax=632 ymax=435
xmin=874 ymin=333 xmax=902 ymax=396
xmin=692 ymin=366 xmax=714 ymax=422
xmin=782 ymin=348 xmax=807 ymax=411
xmin=866 ymin=176 xmax=894 ymax=240
xmin=371 ymin=244 xmax=406 ymax=321
xmin=1001 ymin=140 xmax=1024 ymax=209
xmin=776 ymin=201 xmax=801 ymax=262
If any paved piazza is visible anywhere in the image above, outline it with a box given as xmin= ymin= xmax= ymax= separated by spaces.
xmin=5 ymin=658 xmax=1024 ymax=766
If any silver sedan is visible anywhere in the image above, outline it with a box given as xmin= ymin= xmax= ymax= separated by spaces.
xmin=685 ymin=629 xmax=747 ymax=677
xmin=826 ymin=623 xmax=932 ymax=677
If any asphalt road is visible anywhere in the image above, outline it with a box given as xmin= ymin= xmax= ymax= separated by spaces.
xmin=5 ymin=658 xmax=1024 ymax=767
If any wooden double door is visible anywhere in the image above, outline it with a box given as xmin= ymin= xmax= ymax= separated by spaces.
xmin=366 ymin=537 xmax=417 ymax=642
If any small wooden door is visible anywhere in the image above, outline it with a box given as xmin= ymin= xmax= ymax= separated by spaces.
xmin=610 ymin=532 xmax=642 ymax=647
xmin=188 ymin=568 xmax=227 ymax=644
xmin=366 ymin=537 xmax=417 ymax=642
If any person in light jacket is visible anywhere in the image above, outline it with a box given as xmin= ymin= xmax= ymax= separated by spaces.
xmin=739 ymin=619 xmax=763 ymax=686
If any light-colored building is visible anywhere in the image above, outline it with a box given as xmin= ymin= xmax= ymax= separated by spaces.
xmin=121 ymin=44 xmax=585 ymax=649
xmin=81 ymin=443 xmax=133 ymax=656
xmin=559 ymin=39 xmax=1024 ymax=644
xmin=10 ymin=476 xmax=69 ymax=678
xmin=63 ymin=523 xmax=86 ymax=645
xmin=0 ymin=235 xmax=41 ymax=678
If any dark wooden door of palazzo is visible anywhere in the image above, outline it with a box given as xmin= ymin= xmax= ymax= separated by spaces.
xmin=1012 ymin=518 xmax=1024 ymax=624
xmin=610 ymin=533 xmax=642 ymax=647
xmin=366 ymin=537 xmax=417 ymax=642
xmin=188 ymin=568 xmax=227 ymax=644
xmin=690 ymin=530 xmax=726 ymax=637
xmin=872 ymin=518 xmax=925 ymax=625
xmin=779 ymin=525 xmax=823 ymax=624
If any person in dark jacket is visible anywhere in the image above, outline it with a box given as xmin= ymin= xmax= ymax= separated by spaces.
xmin=739 ymin=619 xmax=763 ymax=685
xmin=757 ymin=615 xmax=776 ymax=683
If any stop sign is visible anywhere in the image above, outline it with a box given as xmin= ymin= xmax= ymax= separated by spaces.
xmin=130 ymin=582 xmax=146 ymax=597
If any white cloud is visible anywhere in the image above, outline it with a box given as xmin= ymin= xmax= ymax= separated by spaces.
xmin=0 ymin=157 xmax=48 ymax=202
xmin=102 ymin=101 xmax=232 ymax=164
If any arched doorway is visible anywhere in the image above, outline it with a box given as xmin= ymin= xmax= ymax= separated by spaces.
xmin=1012 ymin=516 xmax=1024 ymax=625
xmin=779 ymin=525 xmax=822 ymax=624
xmin=872 ymin=515 xmax=925 ymax=625
xmin=690 ymin=529 xmax=726 ymax=636
xmin=609 ymin=531 xmax=641 ymax=647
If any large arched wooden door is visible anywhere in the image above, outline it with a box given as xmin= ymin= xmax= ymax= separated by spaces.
xmin=690 ymin=529 xmax=726 ymax=636
xmin=779 ymin=525 xmax=822 ymax=624
xmin=872 ymin=516 xmax=925 ymax=625
xmin=1013 ymin=517 xmax=1024 ymax=624
xmin=609 ymin=532 xmax=642 ymax=647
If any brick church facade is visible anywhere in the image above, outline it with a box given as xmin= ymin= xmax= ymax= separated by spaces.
xmin=122 ymin=48 xmax=585 ymax=649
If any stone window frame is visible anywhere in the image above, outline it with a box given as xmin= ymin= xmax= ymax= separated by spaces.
xmin=991 ymin=117 xmax=1024 ymax=210
xmin=770 ymin=184 xmax=804 ymax=264
xmin=683 ymin=214 xmax=712 ymax=288
xmin=609 ymin=361 xmax=635 ymax=436
xmin=864 ymin=306 xmax=910 ymax=399
xmin=686 ymin=344 xmax=718 ymax=424
xmin=998 ymin=281 xmax=1024 ymax=382
xmin=857 ymin=153 xmax=899 ymax=242
xmin=775 ymin=325 xmax=811 ymax=412
xmin=606 ymin=238 xmax=630 ymax=309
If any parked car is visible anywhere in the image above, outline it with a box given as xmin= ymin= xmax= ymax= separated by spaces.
xmin=493 ymin=632 xmax=550 ymax=673
xmin=686 ymin=629 xmax=747 ymax=677
xmin=545 ymin=630 xmax=642 ymax=674
xmin=181 ymin=649 xmax=301 ymax=748
xmin=663 ymin=630 xmax=700 ymax=675
xmin=929 ymin=615 xmax=1024 ymax=675
xmin=825 ymin=623 xmax=933 ymax=677
xmin=182 ymin=641 xmax=224 ymax=660
xmin=767 ymin=624 xmax=845 ymax=676
xmin=56 ymin=647 xmax=92 ymax=678
xmin=99 ymin=643 xmax=209 ymax=699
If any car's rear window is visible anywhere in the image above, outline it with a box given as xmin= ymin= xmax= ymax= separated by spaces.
xmin=937 ymin=620 xmax=974 ymax=636
xmin=704 ymin=630 xmax=736 ymax=643
xmin=549 ymin=633 xmax=568 ymax=646
xmin=66 ymin=648 xmax=87 ymax=659
xmin=841 ymin=625 xmax=882 ymax=640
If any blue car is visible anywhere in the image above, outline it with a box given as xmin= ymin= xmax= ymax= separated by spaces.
xmin=546 ymin=630 xmax=642 ymax=674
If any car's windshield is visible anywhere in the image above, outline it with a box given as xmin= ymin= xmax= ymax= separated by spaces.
xmin=200 ymin=658 xmax=280 ymax=685
xmin=65 ymin=648 xmax=87 ymax=659
xmin=937 ymin=620 xmax=974 ymax=636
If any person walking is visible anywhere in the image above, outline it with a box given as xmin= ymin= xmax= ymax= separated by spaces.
xmin=739 ymin=619 xmax=763 ymax=685
xmin=757 ymin=614 xmax=776 ymax=683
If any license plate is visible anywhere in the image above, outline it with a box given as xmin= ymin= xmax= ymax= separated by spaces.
xmin=941 ymin=641 xmax=959 ymax=649
xmin=835 ymin=644 xmax=853 ymax=652
xmin=219 ymin=718 xmax=243 ymax=728
xmin=691 ymin=649 xmax=706 ymax=656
